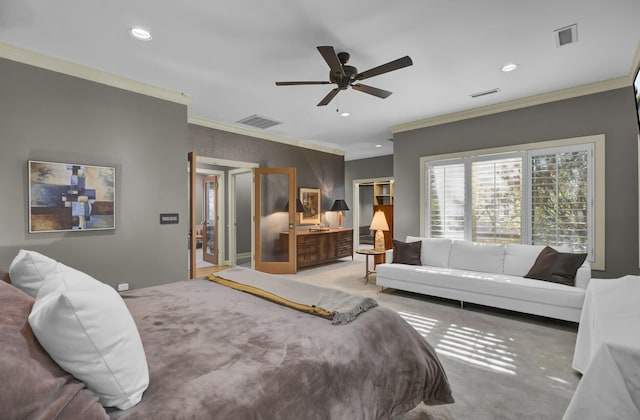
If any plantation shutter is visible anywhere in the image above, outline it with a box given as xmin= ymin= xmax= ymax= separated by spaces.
xmin=471 ymin=157 xmax=522 ymax=243
xmin=427 ymin=162 xmax=465 ymax=239
xmin=529 ymin=147 xmax=591 ymax=254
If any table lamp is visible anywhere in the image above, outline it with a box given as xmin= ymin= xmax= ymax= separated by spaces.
xmin=331 ymin=199 xmax=350 ymax=227
xmin=369 ymin=210 xmax=389 ymax=252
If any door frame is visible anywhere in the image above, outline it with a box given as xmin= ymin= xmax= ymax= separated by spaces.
xmin=228 ymin=167 xmax=254 ymax=267
xmin=352 ymin=176 xmax=394 ymax=250
xmin=193 ymin=155 xmax=258 ymax=266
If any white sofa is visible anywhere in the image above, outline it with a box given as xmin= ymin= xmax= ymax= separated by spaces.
xmin=376 ymin=236 xmax=591 ymax=322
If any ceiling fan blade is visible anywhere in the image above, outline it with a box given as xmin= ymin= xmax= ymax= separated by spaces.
xmin=317 ymin=46 xmax=345 ymax=78
xmin=352 ymin=83 xmax=393 ymax=99
xmin=355 ymin=56 xmax=413 ymax=81
xmin=317 ymin=88 xmax=340 ymax=106
xmin=276 ymin=81 xmax=332 ymax=86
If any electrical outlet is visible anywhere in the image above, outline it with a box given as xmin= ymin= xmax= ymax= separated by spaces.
xmin=117 ymin=283 xmax=129 ymax=292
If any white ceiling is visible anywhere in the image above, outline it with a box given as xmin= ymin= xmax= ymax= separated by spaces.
xmin=1 ymin=0 xmax=639 ymax=160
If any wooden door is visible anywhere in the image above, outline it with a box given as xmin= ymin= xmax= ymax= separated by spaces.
xmin=203 ymin=175 xmax=219 ymax=265
xmin=254 ymin=167 xmax=297 ymax=274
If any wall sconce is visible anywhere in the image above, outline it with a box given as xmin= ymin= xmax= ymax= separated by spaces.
xmin=369 ymin=210 xmax=389 ymax=252
xmin=330 ymin=199 xmax=350 ymax=228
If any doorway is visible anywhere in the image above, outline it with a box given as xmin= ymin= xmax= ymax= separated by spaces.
xmin=352 ymin=177 xmax=394 ymax=250
xmin=188 ymin=154 xmax=258 ymax=278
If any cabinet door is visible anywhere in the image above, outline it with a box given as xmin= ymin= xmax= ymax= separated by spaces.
xmin=318 ymin=233 xmax=336 ymax=262
xmin=297 ymin=234 xmax=319 ymax=267
xmin=336 ymin=230 xmax=353 ymax=258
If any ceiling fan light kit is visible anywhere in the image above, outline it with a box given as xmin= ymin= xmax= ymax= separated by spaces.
xmin=276 ymin=46 xmax=413 ymax=106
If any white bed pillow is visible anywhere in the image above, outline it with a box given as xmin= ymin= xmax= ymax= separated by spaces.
xmin=9 ymin=249 xmax=58 ymax=297
xmin=29 ymin=262 xmax=149 ymax=410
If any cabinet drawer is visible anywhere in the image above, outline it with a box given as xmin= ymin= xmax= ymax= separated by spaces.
xmin=336 ymin=248 xmax=352 ymax=258
xmin=298 ymin=235 xmax=319 ymax=245
xmin=298 ymin=252 xmax=318 ymax=266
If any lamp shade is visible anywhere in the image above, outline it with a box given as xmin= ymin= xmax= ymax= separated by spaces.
xmin=369 ymin=210 xmax=389 ymax=231
xmin=330 ymin=199 xmax=350 ymax=211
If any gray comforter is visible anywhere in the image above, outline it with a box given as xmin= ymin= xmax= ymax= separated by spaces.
xmin=109 ymin=278 xmax=453 ymax=419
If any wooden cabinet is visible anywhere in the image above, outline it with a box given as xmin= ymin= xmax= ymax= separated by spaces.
xmin=374 ymin=181 xmax=393 ymax=205
xmin=282 ymin=228 xmax=353 ymax=270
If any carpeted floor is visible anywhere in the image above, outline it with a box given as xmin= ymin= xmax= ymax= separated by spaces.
xmin=282 ymin=255 xmax=580 ymax=420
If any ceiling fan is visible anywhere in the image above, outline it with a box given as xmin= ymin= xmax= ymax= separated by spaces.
xmin=275 ymin=46 xmax=413 ymax=106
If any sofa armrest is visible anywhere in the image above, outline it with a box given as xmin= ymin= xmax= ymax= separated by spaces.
xmin=385 ymin=249 xmax=394 ymax=264
xmin=575 ymin=261 xmax=591 ymax=289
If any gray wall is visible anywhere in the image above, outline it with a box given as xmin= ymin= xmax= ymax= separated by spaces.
xmin=0 ymin=58 xmax=189 ymax=289
xmin=345 ymin=155 xmax=394 ymax=228
xmin=188 ymin=124 xmax=346 ymax=227
xmin=393 ymin=87 xmax=640 ymax=278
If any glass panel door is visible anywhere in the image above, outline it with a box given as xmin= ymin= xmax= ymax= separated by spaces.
xmin=203 ymin=175 xmax=218 ymax=265
xmin=254 ymin=167 xmax=296 ymax=274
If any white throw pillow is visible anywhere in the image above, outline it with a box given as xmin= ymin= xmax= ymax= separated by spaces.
xmin=9 ymin=249 xmax=58 ymax=297
xmin=29 ymin=263 xmax=149 ymax=410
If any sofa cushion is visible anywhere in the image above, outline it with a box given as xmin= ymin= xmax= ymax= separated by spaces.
xmin=448 ymin=241 xmax=505 ymax=274
xmin=392 ymin=239 xmax=422 ymax=265
xmin=503 ymin=244 xmax=546 ymax=277
xmin=377 ymin=263 xmax=585 ymax=309
xmin=406 ymin=236 xmax=453 ymax=268
xmin=524 ymin=246 xmax=588 ymax=286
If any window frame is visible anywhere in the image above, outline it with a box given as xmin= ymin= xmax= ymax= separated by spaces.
xmin=420 ymin=134 xmax=605 ymax=270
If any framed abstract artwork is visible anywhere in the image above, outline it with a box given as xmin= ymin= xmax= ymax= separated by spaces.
xmin=28 ymin=160 xmax=116 ymax=233
xmin=299 ymin=187 xmax=321 ymax=225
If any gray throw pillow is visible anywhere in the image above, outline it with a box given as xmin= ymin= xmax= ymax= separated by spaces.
xmin=392 ymin=239 xmax=422 ymax=265
xmin=524 ymin=246 xmax=587 ymax=286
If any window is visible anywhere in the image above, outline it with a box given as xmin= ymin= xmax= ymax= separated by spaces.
xmin=424 ymin=140 xmax=597 ymax=262
xmin=529 ymin=147 xmax=591 ymax=254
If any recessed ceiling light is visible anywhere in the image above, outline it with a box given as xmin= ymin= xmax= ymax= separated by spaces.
xmin=501 ymin=63 xmax=518 ymax=72
xmin=375 ymin=144 xmax=382 ymax=148
xmin=340 ymin=112 xmax=350 ymax=117
xmin=129 ymin=27 xmax=152 ymax=41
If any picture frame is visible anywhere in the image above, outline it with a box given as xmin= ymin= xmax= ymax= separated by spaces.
xmin=28 ymin=160 xmax=116 ymax=233
xmin=299 ymin=187 xmax=321 ymax=225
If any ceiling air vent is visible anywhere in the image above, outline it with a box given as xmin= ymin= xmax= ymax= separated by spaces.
xmin=554 ymin=24 xmax=578 ymax=47
xmin=236 ymin=114 xmax=282 ymax=129
xmin=470 ymin=88 xmax=500 ymax=98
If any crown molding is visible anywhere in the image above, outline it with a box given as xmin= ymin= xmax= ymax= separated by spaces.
xmin=0 ymin=42 xmax=192 ymax=105
xmin=391 ymin=76 xmax=631 ymax=134
xmin=188 ymin=116 xmax=345 ymax=156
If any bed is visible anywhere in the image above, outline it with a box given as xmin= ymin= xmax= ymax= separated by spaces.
xmin=2 ymin=253 xmax=453 ymax=419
